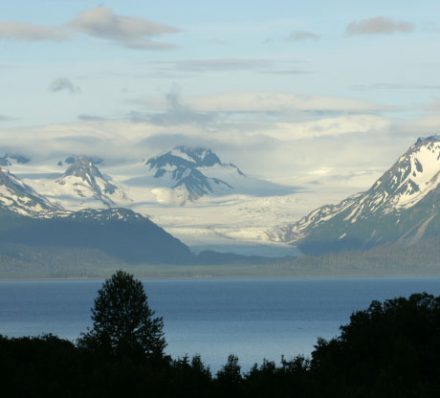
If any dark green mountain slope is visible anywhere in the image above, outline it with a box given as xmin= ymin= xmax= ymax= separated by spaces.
xmin=0 ymin=207 xmax=194 ymax=264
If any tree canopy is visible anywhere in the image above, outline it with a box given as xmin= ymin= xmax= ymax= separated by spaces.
xmin=79 ymin=270 xmax=166 ymax=359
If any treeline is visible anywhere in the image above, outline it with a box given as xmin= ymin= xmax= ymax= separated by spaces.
xmin=291 ymin=238 xmax=440 ymax=275
xmin=2 ymin=272 xmax=440 ymax=397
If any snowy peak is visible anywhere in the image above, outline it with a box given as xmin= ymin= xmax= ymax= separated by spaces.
xmin=146 ymin=146 xmax=245 ymax=202
xmin=270 ymin=135 xmax=440 ymax=252
xmin=56 ymin=156 xmax=126 ymax=207
xmin=61 ymin=156 xmax=117 ymax=194
xmin=369 ymin=135 xmax=440 ymax=209
xmin=0 ymin=167 xmax=60 ymax=216
xmin=158 ymin=145 xmax=221 ymax=167
xmin=146 ymin=146 xmax=244 ymax=176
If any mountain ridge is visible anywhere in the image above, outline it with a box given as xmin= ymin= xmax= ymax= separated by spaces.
xmin=55 ymin=156 xmax=127 ymax=207
xmin=0 ymin=167 xmax=61 ymax=216
xmin=146 ymin=146 xmax=245 ymax=203
xmin=269 ymin=135 xmax=440 ymax=254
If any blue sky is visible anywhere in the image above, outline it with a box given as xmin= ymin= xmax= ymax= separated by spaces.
xmin=1 ymin=1 xmax=440 ymax=188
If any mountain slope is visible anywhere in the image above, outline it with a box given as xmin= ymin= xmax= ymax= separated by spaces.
xmin=144 ymin=146 xmax=294 ymax=205
xmin=54 ymin=156 xmax=128 ymax=208
xmin=0 ymin=207 xmax=194 ymax=264
xmin=0 ymin=167 xmax=60 ymax=216
xmin=270 ymin=136 xmax=440 ymax=254
xmin=146 ymin=146 xmax=243 ymax=203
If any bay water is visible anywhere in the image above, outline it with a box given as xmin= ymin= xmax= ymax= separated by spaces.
xmin=1 ymin=278 xmax=439 ymax=371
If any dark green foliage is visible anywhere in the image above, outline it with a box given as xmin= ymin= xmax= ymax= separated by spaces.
xmin=244 ymin=356 xmax=310 ymax=398
xmin=165 ymin=355 xmax=214 ymax=397
xmin=78 ymin=270 xmax=166 ymax=359
xmin=311 ymin=293 xmax=440 ymax=397
xmin=0 ymin=334 xmax=81 ymax=398
xmin=216 ymin=355 xmax=243 ymax=397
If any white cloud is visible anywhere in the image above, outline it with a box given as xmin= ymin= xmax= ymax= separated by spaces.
xmin=346 ymin=17 xmax=415 ymax=36
xmin=131 ymin=87 xmax=215 ymax=126
xmin=70 ymin=7 xmax=180 ymax=49
xmin=0 ymin=22 xmax=68 ymax=41
xmin=143 ymin=58 xmax=308 ymax=77
xmin=0 ymin=113 xmax=391 ymax=162
xmin=0 ymin=111 xmax=417 ymax=204
xmin=308 ymin=167 xmax=333 ymax=176
xmin=289 ymin=31 xmax=320 ymax=41
xmin=161 ymin=58 xmax=275 ymax=72
xmin=187 ymin=92 xmax=391 ymax=114
xmin=0 ymin=7 xmax=179 ymax=50
xmin=266 ymin=115 xmax=391 ymax=140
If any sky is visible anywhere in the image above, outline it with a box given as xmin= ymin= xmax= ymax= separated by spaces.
xmin=1 ymin=0 xmax=440 ymax=193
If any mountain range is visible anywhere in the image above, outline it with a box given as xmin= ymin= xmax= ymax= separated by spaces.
xmin=0 ymin=137 xmax=439 ymax=273
xmin=0 ymin=146 xmax=299 ymax=258
xmin=0 ymin=163 xmax=281 ymax=268
xmin=269 ymin=135 xmax=440 ymax=255
xmin=0 ymin=165 xmax=192 ymax=264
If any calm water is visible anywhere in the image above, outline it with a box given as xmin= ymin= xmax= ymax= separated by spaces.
xmin=1 ymin=278 xmax=440 ymax=371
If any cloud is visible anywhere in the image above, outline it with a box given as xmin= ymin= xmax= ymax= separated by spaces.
xmin=0 ymin=115 xmax=14 ymax=122
xmin=187 ymin=92 xmax=392 ymax=114
xmin=0 ymin=7 xmax=179 ymax=50
xmin=49 ymin=78 xmax=81 ymax=94
xmin=70 ymin=6 xmax=180 ymax=49
xmin=0 ymin=21 xmax=68 ymax=41
xmin=54 ymin=134 xmax=104 ymax=146
xmin=0 ymin=110 xmax=408 ymax=201
xmin=346 ymin=17 xmax=415 ymax=36
xmin=77 ymin=114 xmax=108 ymax=122
xmin=289 ymin=30 xmax=320 ymax=41
xmin=139 ymin=133 xmax=227 ymax=152
xmin=353 ymin=83 xmax=440 ymax=91
xmin=267 ymin=114 xmax=391 ymax=140
xmin=148 ymin=58 xmax=309 ymax=76
xmin=160 ymin=58 xmax=275 ymax=72
xmin=130 ymin=86 xmax=216 ymax=126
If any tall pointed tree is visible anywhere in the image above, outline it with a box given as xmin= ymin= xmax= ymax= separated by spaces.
xmin=79 ymin=270 xmax=166 ymax=359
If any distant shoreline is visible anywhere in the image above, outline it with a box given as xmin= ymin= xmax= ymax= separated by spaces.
xmin=1 ymin=261 xmax=440 ymax=281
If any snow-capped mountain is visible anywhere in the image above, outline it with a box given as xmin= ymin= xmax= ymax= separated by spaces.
xmin=1 ymin=149 xmax=297 ymax=252
xmin=54 ymin=156 xmax=128 ymax=208
xmin=0 ymin=167 xmax=60 ymax=216
xmin=144 ymin=146 xmax=294 ymax=205
xmin=0 ymin=148 xmax=298 ymax=256
xmin=145 ymin=146 xmax=244 ymax=203
xmin=269 ymin=136 xmax=440 ymax=254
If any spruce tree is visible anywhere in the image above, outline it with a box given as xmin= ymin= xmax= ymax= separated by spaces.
xmin=79 ymin=270 xmax=166 ymax=359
